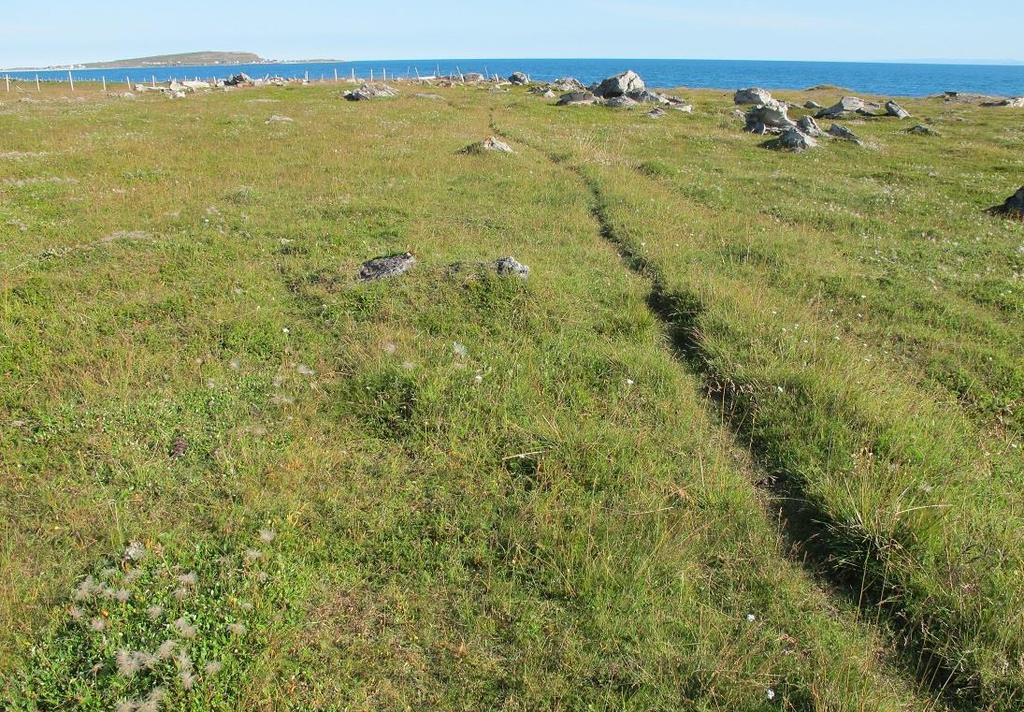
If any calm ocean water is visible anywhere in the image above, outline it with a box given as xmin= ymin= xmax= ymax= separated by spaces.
xmin=7 ymin=58 xmax=1024 ymax=97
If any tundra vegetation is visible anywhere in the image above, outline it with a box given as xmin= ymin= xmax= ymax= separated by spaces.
xmin=1 ymin=78 xmax=1022 ymax=710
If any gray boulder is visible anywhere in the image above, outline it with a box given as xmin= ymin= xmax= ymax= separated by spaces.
xmin=776 ymin=127 xmax=818 ymax=152
xmin=744 ymin=99 xmax=797 ymax=134
xmin=827 ymin=123 xmax=863 ymax=144
xmin=494 ymin=256 xmax=530 ymax=278
xmin=797 ymin=115 xmax=825 ymax=137
xmin=906 ymin=124 xmax=939 ymax=136
xmin=551 ymin=77 xmax=586 ymax=92
xmin=508 ymin=71 xmax=530 ymax=85
xmin=225 ymin=73 xmax=252 ymax=86
xmin=462 ymin=72 xmax=485 ymax=83
xmin=557 ymin=91 xmax=600 ymax=106
xmin=593 ymin=70 xmax=646 ymax=98
xmin=359 ymin=253 xmax=416 ymax=281
xmin=988 ymin=187 xmax=1024 ymax=218
xmin=344 ymin=83 xmax=399 ymax=101
xmin=605 ymin=95 xmax=639 ymax=108
xmin=885 ymin=101 xmax=911 ymax=119
xmin=817 ymin=96 xmax=878 ymax=119
xmin=627 ymin=89 xmax=668 ymax=104
xmin=734 ymin=87 xmax=773 ymax=105
xmin=804 ymin=100 xmax=823 ymax=109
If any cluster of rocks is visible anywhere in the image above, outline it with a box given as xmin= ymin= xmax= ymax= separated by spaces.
xmin=552 ymin=71 xmax=693 ymax=112
xmin=815 ymin=96 xmax=911 ymax=120
xmin=931 ymin=91 xmax=1024 ymax=108
xmin=739 ymin=87 xmax=922 ymax=151
xmin=358 ymin=253 xmax=530 ymax=281
xmin=343 ymin=83 xmax=400 ymax=101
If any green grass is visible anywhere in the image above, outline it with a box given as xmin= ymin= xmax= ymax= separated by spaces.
xmin=1 ymin=79 xmax=1021 ymax=710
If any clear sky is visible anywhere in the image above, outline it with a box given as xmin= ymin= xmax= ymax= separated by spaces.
xmin=2 ymin=0 xmax=1021 ymax=68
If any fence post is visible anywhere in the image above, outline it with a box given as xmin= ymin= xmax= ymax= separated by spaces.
xmin=5 ymin=75 xmax=9 ymax=93
xmin=68 ymin=71 xmax=75 ymax=91
xmin=102 ymin=76 xmax=106 ymax=91
xmin=36 ymin=75 xmax=41 ymax=92
xmin=334 ymin=68 xmax=338 ymax=82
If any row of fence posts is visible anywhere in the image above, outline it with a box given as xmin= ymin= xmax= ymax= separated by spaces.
xmin=3 ymin=65 xmax=489 ymax=93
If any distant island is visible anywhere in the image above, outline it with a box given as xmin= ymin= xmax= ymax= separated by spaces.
xmin=78 ymin=51 xmax=266 ymax=69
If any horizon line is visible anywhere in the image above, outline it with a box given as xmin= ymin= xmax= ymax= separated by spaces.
xmin=5 ymin=55 xmax=1024 ymax=72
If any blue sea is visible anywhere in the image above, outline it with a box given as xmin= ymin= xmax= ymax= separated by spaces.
xmin=6 ymin=58 xmax=1024 ymax=98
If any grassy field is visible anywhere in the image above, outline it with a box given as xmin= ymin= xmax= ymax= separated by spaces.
xmin=1 ymin=78 xmax=1021 ymax=710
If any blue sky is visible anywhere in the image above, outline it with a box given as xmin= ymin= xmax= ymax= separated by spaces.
xmin=2 ymin=0 xmax=1021 ymax=67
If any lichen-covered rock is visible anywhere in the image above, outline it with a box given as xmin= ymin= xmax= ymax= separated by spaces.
xmin=776 ymin=127 xmax=818 ymax=152
xmin=225 ymin=73 xmax=252 ymax=87
xmin=734 ymin=87 xmax=773 ymax=105
xmin=593 ymin=70 xmax=646 ymax=98
xmin=557 ymin=91 xmax=600 ymax=106
xmin=508 ymin=72 xmax=530 ymax=85
xmin=358 ymin=252 xmax=416 ymax=281
xmin=462 ymin=136 xmax=514 ymax=154
xmin=797 ymin=115 xmax=825 ymax=137
xmin=827 ymin=123 xmax=863 ymax=144
xmin=885 ymin=100 xmax=911 ymax=119
xmin=744 ymin=99 xmax=796 ymax=134
xmin=494 ymin=256 xmax=530 ymax=278
xmin=604 ymin=95 xmax=639 ymax=108
xmin=906 ymin=124 xmax=939 ymax=136
xmin=344 ymin=83 xmax=399 ymax=101
xmin=816 ymin=96 xmax=878 ymax=119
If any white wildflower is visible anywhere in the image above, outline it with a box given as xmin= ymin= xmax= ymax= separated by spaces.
xmin=767 ymin=688 xmax=776 ymax=701
xmin=746 ymin=613 xmax=757 ymax=623
xmin=259 ymin=528 xmax=276 ymax=543
xmin=155 ymin=639 xmax=176 ymax=660
xmin=244 ymin=548 xmax=263 ymax=562
xmin=90 ymin=617 xmax=106 ymax=632
xmin=173 ymin=617 xmax=197 ymax=639
xmin=114 ymin=588 xmax=131 ymax=603
xmin=452 ymin=342 xmax=468 ymax=358
xmin=147 ymin=605 xmax=164 ymax=621
xmin=74 ymin=576 xmax=100 ymax=601
xmin=228 ymin=622 xmax=247 ymax=636
xmin=124 ymin=541 xmax=146 ymax=562
xmin=204 ymin=660 xmax=223 ymax=675
xmin=116 ymin=649 xmax=142 ymax=677
xmin=178 ymin=571 xmax=198 ymax=587
xmin=180 ymin=669 xmax=195 ymax=691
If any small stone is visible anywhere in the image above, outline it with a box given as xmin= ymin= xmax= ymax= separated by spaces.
xmin=906 ymin=124 xmax=939 ymax=136
xmin=494 ymin=256 xmax=530 ymax=278
xmin=358 ymin=252 xmax=416 ymax=281
xmin=462 ymin=136 xmax=514 ymax=154
xmin=827 ymin=123 xmax=863 ymax=144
